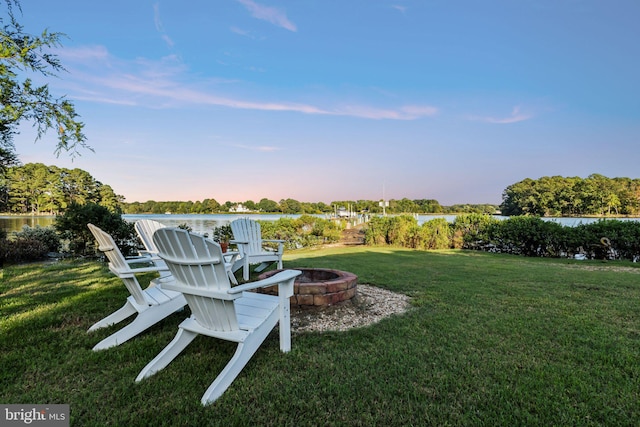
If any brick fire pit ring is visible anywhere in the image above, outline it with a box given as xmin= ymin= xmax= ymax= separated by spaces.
xmin=256 ymin=268 xmax=358 ymax=307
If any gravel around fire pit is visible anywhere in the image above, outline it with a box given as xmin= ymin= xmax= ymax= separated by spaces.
xmin=290 ymin=284 xmax=411 ymax=333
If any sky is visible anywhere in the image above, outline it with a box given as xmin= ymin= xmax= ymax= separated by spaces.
xmin=13 ymin=0 xmax=640 ymax=205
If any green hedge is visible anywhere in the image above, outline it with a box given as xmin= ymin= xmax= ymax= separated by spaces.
xmin=258 ymin=215 xmax=343 ymax=249
xmin=364 ymin=214 xmax=640 ymax=260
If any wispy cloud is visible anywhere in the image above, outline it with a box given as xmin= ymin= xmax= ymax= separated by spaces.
xmin=54 ymin=46 xmax=437 ymax=120
xmin=469 ymin=106 xmax=533 ymax=124
xmin=236 ymin=0 xmax=297 ymax=32
xmin=233 ymin=144 xmax=281 ymax=152
xmin=392 ymin=5 xmax=408 ymax=13
xmin=334 ymin=104 xmax=438 ymax=120
xmin=153 ymin=3 xmax=175 ymax=48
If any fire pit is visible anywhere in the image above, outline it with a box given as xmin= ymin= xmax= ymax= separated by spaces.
xmin=257 ymin=268 xmax=358 ymax=307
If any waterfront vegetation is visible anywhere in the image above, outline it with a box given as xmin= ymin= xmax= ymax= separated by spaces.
xmin=1 ymin=247 xmax=639 ymax=425
xmin=4 ymin=208 xmax=640 ymax=265
xmin=368 ymin=214 xmax=640 ymax=261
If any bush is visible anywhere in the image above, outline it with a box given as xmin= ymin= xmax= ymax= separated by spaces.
xmin=0 ymin=237 xmax=48 ymax=264
xmin=475 ymin=217 xmax=640 ymax=260
xmin=364 ymin=215 xmax=420 ymax=247
xmin=54 ymin=203 xmax=136 ymax=256
xmin=452 ymin=213 xmax=500 ymax=249
xmin=487 ymin=216 xmax=567 ymax=257
xmin=571 ymin=220 xmax=640 ymax=260
xmin=363 ymin=215 xmax=453 ymax=249
xmin=363 ymin=214 xmax=640 ymax=261
xmin=14 ymin=225 xmax=61 ymax=253
xmin=259 ymin=215 xmax=342 ymax=249
xmin=364 ymin=216 xmax=392 ymax=245
xmin=418 ymin=218 xmax=451 ymax=250
xmin=0 ymin=225 xmax=61 ymax=265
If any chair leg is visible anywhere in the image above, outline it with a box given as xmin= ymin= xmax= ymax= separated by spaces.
xmin=135 ymin=327 xmax=198 ymax=382
xmin=87 ymin=300 xmax=137 ymax=332
xmin=231 ymin=258 xmax=243 ymax=273
xmin=253 ymin=262 xmax=268 ymax=273
xmin=200 ymin=318 xmax=275 ymax=405
xmin=243 ymin=259 xmax=250 ymax=281
xmin=92 ymin=297 xmax=185 ymax=351
xmin=227 ymin=268 xmax=238 ymax=285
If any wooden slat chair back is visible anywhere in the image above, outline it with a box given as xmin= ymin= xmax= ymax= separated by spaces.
xmin=134 ymin=219 xmax=166 ymax=257
xmin=230 ymin=218 xmax=284 ymax=281
xmin=89 ymin=223 xmax=147 ymax=306
xmin=134 ymin=219 xmax=173 ymax=282
xmin=87 ymin=224 xmax=186 ymax=351
xmin=136 ymin=227 xmax=301 ymax=405
xmin=153 ymin=227 xmax=235 ymax=329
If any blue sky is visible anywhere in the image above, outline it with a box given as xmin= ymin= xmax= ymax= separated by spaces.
xmin=14 ymin=0 xmax=640 ymax=205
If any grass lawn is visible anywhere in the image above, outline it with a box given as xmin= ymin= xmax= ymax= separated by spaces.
xmin=1 ymin=247 xmax=639 ymax=426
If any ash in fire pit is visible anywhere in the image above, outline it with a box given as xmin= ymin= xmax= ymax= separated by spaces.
xmin=257 ymin=268 xmax=358 ymax=307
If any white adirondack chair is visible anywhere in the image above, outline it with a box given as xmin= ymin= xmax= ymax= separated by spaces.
xmin=135 ymin=227 xmax=301 ymax=405
xmin=135 ymin=219 xmax=240 ymax=284
xmin=134 ymin=219 xmax=172 ymax=281
xmin=87 ymin=224 xmax=186 ymax=351
xmin=134 ymin=219 xmax=166 ymax=258
xmin=230 ymin=218 xmax=284 ymax=281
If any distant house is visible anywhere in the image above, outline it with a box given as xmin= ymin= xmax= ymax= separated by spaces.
xmin=336 ymin=207 xmax=351 ymax=218
xmin=229 ymin=204 xmax=251 ymax=213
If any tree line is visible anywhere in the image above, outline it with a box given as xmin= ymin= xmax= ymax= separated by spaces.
xmin=0 ymin=163 xmax=500 ymax=215
xmin=5 ymin=164 xmax=639 ymax=218
xmin=122 ymin=197 xmax=496 ymax=215
xmin=500 ymin=174 xmax=640 ymax=217
xmin=0 ymin=163 xmax=122 ymax=214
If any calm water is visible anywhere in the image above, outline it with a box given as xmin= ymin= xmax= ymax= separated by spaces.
xmin=2 ymin=213 xmax=640 ymax=236
xmin=0 ymin=215 xmax=57 ymax=234
xmin=121 ymin=214 xmax=305 ymax=236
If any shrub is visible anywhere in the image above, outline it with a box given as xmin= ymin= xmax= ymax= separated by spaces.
xmin=452 ymin=213 xmax=500 ymax=249
xmin=259 ymin=215 xmax=342 ymax=249
xmin=418 ymin=218 xmax=452 ymax=250
xmin=0 ymin=237 xmax=48 ymax=264
xmin=14 ymin=225 xmax=61 ymax=253
xmin=572 ymin=220 xmax=640 ymax=260
xmin=387 ymin=215 xmax=418 ymax=247
xmin=364 ymin=216 xmax=392 ymax=245
xmin=362 ymin=214 xmax=640 ymax=260
xmin=364 ymin=215 xmax=420 ymax=247
xmin=54 ymin=203 xmax=136 ymax=256
xmin=487 ymin=216 xmax=567 ymax=257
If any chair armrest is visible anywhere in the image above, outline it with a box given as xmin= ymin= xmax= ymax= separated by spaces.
xmin=228 ymin=269 xmax=301 ymax=294
xmin=137 ymin=251 xmax=163 ymax=261
xmin=158 ymin=255 xmax=222 ymax=266
xmin=162 ymin=282 xmax=240 ymax=300
xmin=125 ymin=255 xmax=153 ymax=263
xmin=229 ymin=239 xmax=249 ymax=245
xmin=110 ymin=264 xmax=169 ymax=277
xmin=263 ymin=239 xmax=284 ymax=254
xmin=223 ymin=251 xmax=240 ymax=264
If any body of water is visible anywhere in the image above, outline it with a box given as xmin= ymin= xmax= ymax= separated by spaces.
xmin=2 ymin=213 xmax=640 ymax=236
xmin=0 ymin=215 xmax=57 ymax=235
xmin=121 ymin=213 xmax=306 ymax=236
xmin=0 ymin=214 xmax=306 ymax=236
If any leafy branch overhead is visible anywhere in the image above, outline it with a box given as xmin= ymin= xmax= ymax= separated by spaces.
xmin=0 ymin=0 xmax=88 ymax=164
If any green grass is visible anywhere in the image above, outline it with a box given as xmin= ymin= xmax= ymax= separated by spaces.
xmin=1 ymin=248 xmax=640 ymax=426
